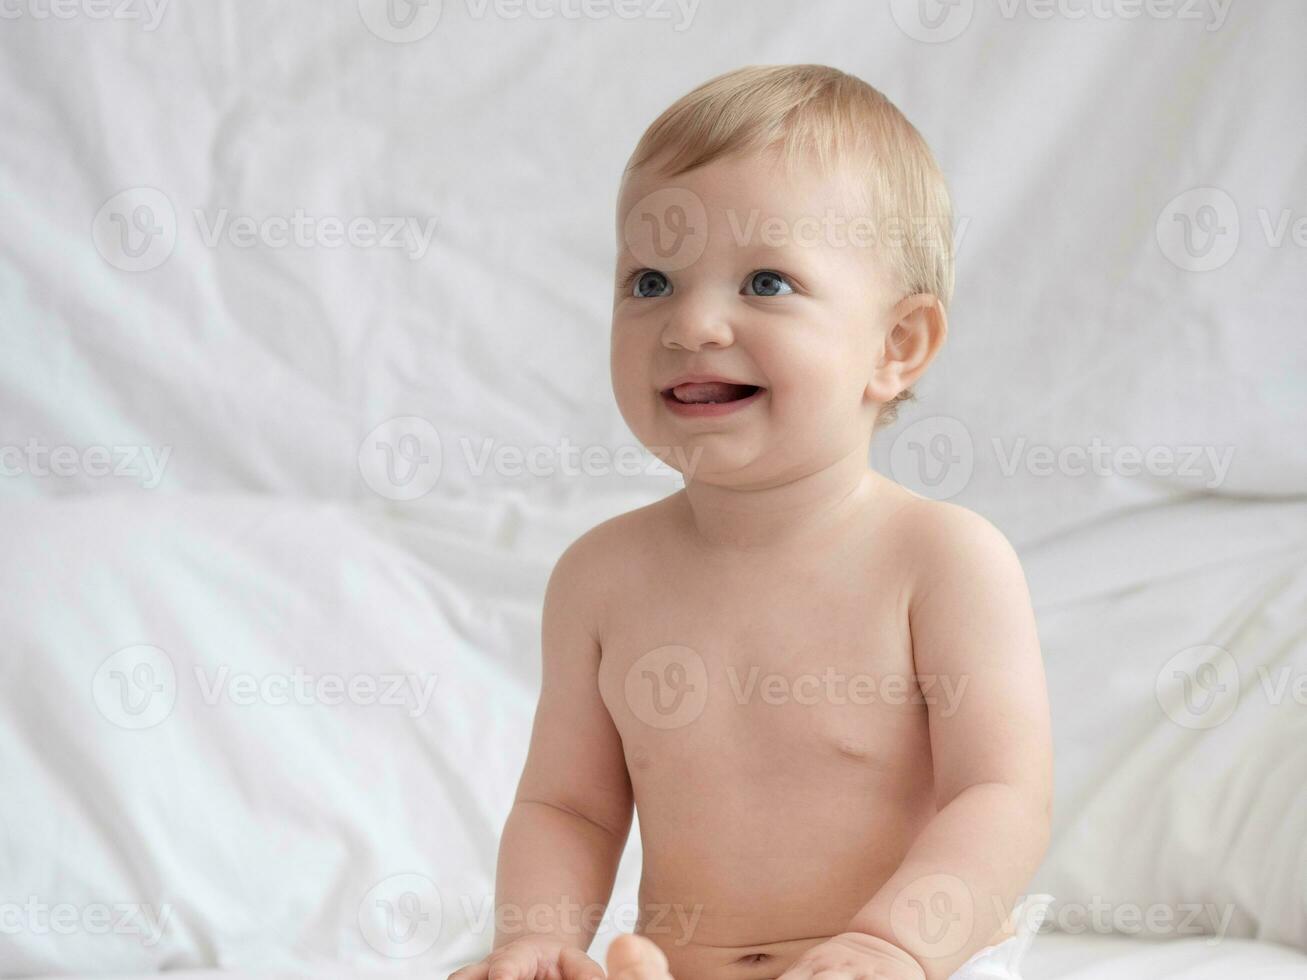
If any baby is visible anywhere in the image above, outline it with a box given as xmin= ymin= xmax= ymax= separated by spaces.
xmin=452 ymin=65 xmax=1053 ymax=980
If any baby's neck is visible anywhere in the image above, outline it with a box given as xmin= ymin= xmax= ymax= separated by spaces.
xmin=677 ymin=447 xmax=885 ymax=551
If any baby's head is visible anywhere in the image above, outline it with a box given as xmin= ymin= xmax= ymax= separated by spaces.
xmin=611 ymin=64 xmax=953 ymax=487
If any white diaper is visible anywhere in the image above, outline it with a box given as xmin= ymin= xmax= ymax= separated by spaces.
xmin=947 ymin=893 xmax=1054 ymax=980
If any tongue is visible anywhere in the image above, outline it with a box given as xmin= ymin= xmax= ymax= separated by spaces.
xmin=673 ymin=382 xmax=754 ymax=404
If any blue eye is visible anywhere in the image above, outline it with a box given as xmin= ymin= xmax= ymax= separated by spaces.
xmin=630 ymin=270 xmax=671 ymax=298
xmin=743 ymin=270 xmax=794 ymax=297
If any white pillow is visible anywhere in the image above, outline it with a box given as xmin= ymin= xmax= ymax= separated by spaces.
xmin=0 ymin=495 xmax=544 ymax=975
xmin=1027 ymin=497 xmax=1307 ymax=951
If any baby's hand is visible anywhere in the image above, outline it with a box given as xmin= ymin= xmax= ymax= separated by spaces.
xmin=777 ymin=932 xmax=927 ymax=980
xmin=449 ymin=938 xmax=606 ymax=980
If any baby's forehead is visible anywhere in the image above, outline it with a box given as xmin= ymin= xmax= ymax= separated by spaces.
xmin=616 ymin=154 xmax=884 ymax=265
xmin=619 ymin=148 xmax=875 ymax=222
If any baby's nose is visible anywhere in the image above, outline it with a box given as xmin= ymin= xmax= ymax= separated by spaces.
xmin=660 ymin=298 xmax=735 ymax=351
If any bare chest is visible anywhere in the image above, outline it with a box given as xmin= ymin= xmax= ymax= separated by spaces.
xmin=596 ymin=557 xmax=929 ymax=776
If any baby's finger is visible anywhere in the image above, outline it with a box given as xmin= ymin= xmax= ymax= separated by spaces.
xmin=559 ymin=945 xmax=607 ymax=980
xmin=487 ymin=944 xmax=539 ymax=980
xmin=449 ymin=963 xmax=490 ymax=980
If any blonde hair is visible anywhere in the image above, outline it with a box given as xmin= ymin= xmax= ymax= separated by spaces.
xmin=622 ymin=64 xmax=953 ymax=427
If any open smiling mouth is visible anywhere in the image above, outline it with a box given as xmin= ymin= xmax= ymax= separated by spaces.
xmin=660 ymin=381 xmax=766 ymax=416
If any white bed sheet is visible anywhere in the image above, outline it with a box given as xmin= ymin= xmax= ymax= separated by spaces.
xmin=33 ymin=933 xmax=1307 ymax=979
xmin=1023 ymin=932 xmax=1307 ymax=978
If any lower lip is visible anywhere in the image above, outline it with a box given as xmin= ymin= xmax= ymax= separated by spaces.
xmin=660 ymin=387 xmax=766 ymax=418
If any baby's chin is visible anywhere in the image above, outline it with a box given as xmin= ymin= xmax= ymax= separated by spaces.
xmin=647 ymin=437 xmax=796 ymax=489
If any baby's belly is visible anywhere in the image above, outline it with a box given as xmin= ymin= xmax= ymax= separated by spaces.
xmin=628 ymin=740 xmax=939 ymax=979
xmin=634 ymin=835 xmax=902 ymax=980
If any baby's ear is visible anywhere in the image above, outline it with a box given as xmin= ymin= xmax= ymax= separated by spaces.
xmin=866 ymin=293 xmax=947 ymax=405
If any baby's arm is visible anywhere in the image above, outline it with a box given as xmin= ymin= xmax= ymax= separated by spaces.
xmin=452 ymin=535 xmax=634 ymax=980
xmin=836 ymin=503 xmax=1053 ymax=980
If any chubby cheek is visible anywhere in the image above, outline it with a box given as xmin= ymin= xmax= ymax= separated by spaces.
xmin=766 ymin=344 xmax=867 ymax=439
xmin=609 ymin=331 xmax=657 ymax=442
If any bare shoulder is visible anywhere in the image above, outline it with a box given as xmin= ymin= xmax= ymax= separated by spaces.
xmin=887 ymin=492 xmax=1027 ymax=597
xmin=544 ymin=492 xmax=683 ymax=611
